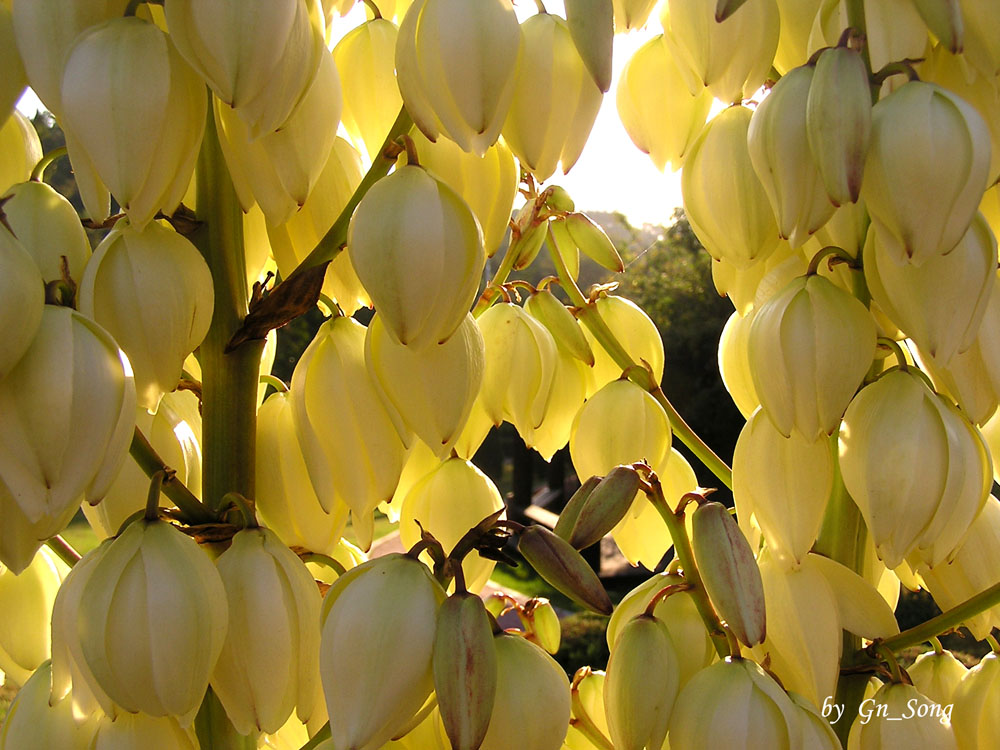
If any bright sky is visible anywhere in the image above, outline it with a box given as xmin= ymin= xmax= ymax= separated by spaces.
xmin=17 ymin=0 xmax=684 ymax=228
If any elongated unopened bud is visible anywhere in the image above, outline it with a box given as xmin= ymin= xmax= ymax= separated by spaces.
xmin=518 ymin=526 xmax=613 ymax=615
xmin=568 ymin=465 xmax=641 ymax=550
xmin=433 ymin=592 xmax=497 ymax=750
xmin=565 ymin=213 xmax=625 ymax=272
xmin=523 ymin=597 xmax=561 ymax=655
xmin=553 ymin=475 xmax=603 ymax=541
xmin=525 ymin=288 xmax=594 ymax=366
xmin=691 ymin=501 xmax=766 ymax=646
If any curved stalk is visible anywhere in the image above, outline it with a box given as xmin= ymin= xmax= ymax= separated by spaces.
xmin=129 ymin=426 xmax=216 ymax=524
xmin=30 ymin=147 xmax=68 ymax=183
xmin=546 ymin=225 xmax=734 ymax=489
xmin=880 ymin=578 xmax=1000 ymax=652
xmin=45 ymin=535 xmax=82 ymax=568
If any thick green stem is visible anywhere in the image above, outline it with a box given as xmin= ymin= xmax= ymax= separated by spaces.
xmin=299 ymin=724 xmax=332 ymax=750
xmin=646 ymin=478 xmax=731 ymax=658
xmin=288 ymin=106 xmax=413 ymax=277
xmin=30 ymin=146 xmax=68 ymax=182
xmin=192 ymin=93 xmax=263 ymax=514
xmin=547 ymin=226 xmax=734 ymax=490
xmin=472 ymin=237 xmax=521 ymax=317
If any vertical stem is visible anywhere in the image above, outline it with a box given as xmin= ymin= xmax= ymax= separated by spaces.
xmin=192 ymin=94 xmax=264 ymax=513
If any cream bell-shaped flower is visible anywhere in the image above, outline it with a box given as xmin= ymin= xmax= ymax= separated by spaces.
xmin=917 ymin=495 xmax=1000 ymax=640
xmin=682 ymin=105 xmax=780 ymax=269
xmin=606 ymin=571 xmax=716 ymax=690
xmin=846 ymin=682 xmax=957 ymax=749
xmin=10 ymin=0 xmax=128 ymax=116
xmin=616 ymin=34 xmax=712 ymax=172
xmin=78 ymin=219 xmax=214 ymax=414
xmin=0 ymin=111 xmax=41 ymax=194
xmin=320 ymin=553 xmax=445 ymax=750
xmin=0 ymin=217 xmax=43 ymax=379
xmin=951 ymin=650 xmax=1000 ymax=748
xmin=398 ymin=457 xmax=504 ymax=593
xmin=748 ymin=273 xmax=877 ymax=440
xmin=366 ymin=313 xmax=484 ymax=458
xmin=525 ymin=351 xmax=589 ymax=462
xmin=409 ymin=130 xmax=519 ymax=258
xmin=580 ymin=294 xmax=664 ymax=396
xmin=712 ymin=239 xmax=805 ymax=316
xmin=663 ymin=0 xmax=780 ymax=104
xmin=256 ymin=391 xmax=350 ymax=556
xmin=60 ymin=16 xmax=207 ymax=229
xmin=613 ymin=0 xmax=658 ymax=31
xmin=480 ymin=633 xmax=570 ymax=750
xmin=0 ymin=7 xmax=25 ymax=117
xmin=75 ymin=518 xmax=228 ymax=722
xmin=839 ymin=367 xmax=992 ymax=569
xmin=718 ymin=310 xmax=761 ymax=419
xmin=748 ymin=64 xmax=836 ymax=248
xmin=211 ymin=528 xmax=321 ymax=735
xmin=83 ymin=391 xmax=202 ymax=539
xmin=0 ymin=547 xmax=67 ymax=685
xmin=733 ymin=407 xmax=834 ymax=569
xmin=668 ymin=657 xmax=801 ymax=749
xmin=864 ymin=214 xmax=995 ymax=366
xmin=165 ymin=0 xmax=325 ymax=138
xmin=290 ymin=315 xmax=409 ymax=529
xmin=0 ymin=661 xmax=99 ymax=750
xmin=333 ymin=17 xmax=401 ymax=162
xmin=347 ymin=164 xmax=485 ymax=350
xmin=862 ymin=80 xmax=991 ymax=266
xmin=908 ymin=650 xmax=968 ymax=706
xmin=1 ymin=180 xmax=91 ymax=285
xmin=478 ymin=302 xmax=558 ymax=441
xmin=214 ymin=46 xmax=341 ymax=226
xmin=0 ymin=307 xmax=135 ymax=543
xmin=396 ymin=0 xmax=521 ymax=155
xmin=267 ymin=137 xmax=370 ymax=316
xmin=501 ymin=12 xmax=603 ymax=181
xmin=570 ymin=379 xmax=672 ymax=485
xmin=773 ymin=0 xmax=823 ymax=74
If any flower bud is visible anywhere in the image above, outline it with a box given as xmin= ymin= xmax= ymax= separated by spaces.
xmin=212 ymin=528 xmax=321 ymax=735
xmin=663 ymin=0 xmax=780 ymax=104
xmin=1 ymin=180 xmax=91 ymax=285
xmin=291 ymin=316 xmax=409 ymax=546
xmin=749 ymin=274 xmax=876 ymax=440
xmin=518 ymin=526 xmax=613 ymax=615
xmin=748 ymin=64 xmax=835 ymax=247
xmin=790 ymin=692 xmax=841 ymax=750
xmin=396 ymin=0 xmax=521 ymax=155
xmin=0 ymin=218 xmax=43 ymax=379
xmin=320 ymin=553 xmax=445 ymax=750
xmin=692 ymin=500 xmax=766 ymax=647
xmin=366 ymin=313 xmax=484 ymax=458
xmin=256 ymin=390 xmax=349 ymax=555
xmin=564 ymin=213 xmax=625 ymax=272
xmin=88 ymin=712 xmax=200 ymax=750
xmin=733 ymin=407 xmax=834 ymax=569
xmin=806 ymin=46 xmax=872 ymax=206
xmin=501 ymin=13 xmax=603 ymax=181
xmin=864 ymin=214 xmax=995 ymax=366
xmin=347 ymin=164 xmax=485 ymax=350
xmin=617 ymin=34 xmax=712 ymax=171
xmin=480 ymin=634 xmax=570 ymax=750
xmin=333 ymin=17 xmax=402 ymax=161
xmin=807 ymin=0 xmax=926 ymax=77
xmin=952 ymin=651 xmax=1000 ymax=748
xmin=862 ymin=81 xmax=991 ymax=265
xmin=0 ymin=307 xmax=135 ymax=551
xmin=605 ymin=614 xmax=679 ymax=750
xmin=399 ymin=457 xmax=504 ymax=594
xmin=839 ymin=368 xmax=992 ymax=569
xmin=682 ymin=105 xmax=780 ymax=269
xmin=75 ymin=519 xmax=228 ymax=721
xmin=60 ymin=17 xmax=206 ymax=228
xmin=78 ymin=219 xmax=214 ymax=413
xmin=525 ymin=288 xmax=594 ymax=366
xmin=718 ymin=310 xmax=761 ymax=418
xmin=847 ymin=682 xmax=957 ymax=748
xmin=433 ymin=592 xmax=497 ymax=750
xmin=523 ymin=597 xmax=561 ymax=654
xmin=668 ymin=658 xmax=801 ymax=749
xmin=165 ymin=0 xmax=326 ymax=138
xmin=566 ymin=465 xmax=641 ymax=550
